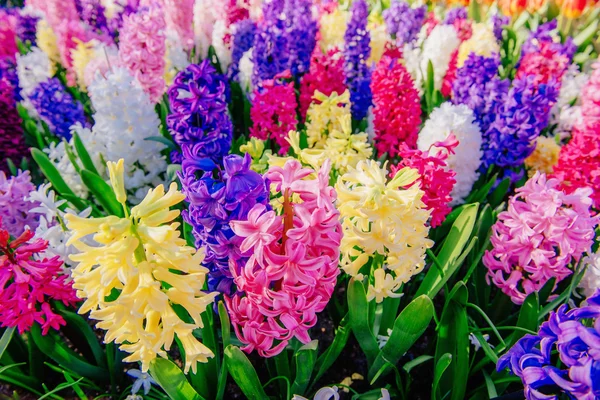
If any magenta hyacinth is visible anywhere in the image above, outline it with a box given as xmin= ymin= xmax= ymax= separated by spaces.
xmin=484 ymin=172 xmax=598 ymax=304
xmin=226 ymin=159 xmax=342 ymax=357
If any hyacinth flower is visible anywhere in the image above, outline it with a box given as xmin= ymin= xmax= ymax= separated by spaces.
xmin=179 ymin=152 xmax=270 ymax=294
xmin=65 ymin=159 xmax=217 ymax=373
xmin=76 ymin=0 xmax=110 ymax=36
xmin=28 ymin=77 xmax=87 ymax=140
xmin=252 ymin=1 xmax=287 ymax=87
xmin=167 ymin=61 xmax=233 ymax=163
xmin=0 ymin=171 xmax=40 ymax=238
xmin=524 ymin=136 xmax=561 ymax=177
xmin=118 ymin=5 xmax=166 ymax=103
xmin=0 ymin=78 xmax=28 ymax=174
xmin=305 ymin=90 xmax=351 ymax=149
xmin=226 ymin=159 xmax=342 ymax=357
xmin=383 ymin=0 xmax=427 ymax=47
xmin=250 ymin=72 xmax=298 ymax=154
xmin=343 ymin=0 xmax=372 ymax=121
xmin=516 ymin=41 xmax=570 ymax=88
xmin=371 ymin=55 xmax=422 ymax=158
xmin=484 ymin=172 xmax=598 ymax=305
xmin=299 ymin=48 xmax=346 ymax=119
xmin=229 ymin=19 xmax=257 ymax=81
xmin=318 ymin=4 xmax=348 ymax=52
xmin=498 ymin=290 xmax=600 ymax=399
xmin=0 ymin=220 xmax=79 ymax=335
xmin=390 ymin=135 xmax=458 ymax=228
xmin=16 ymin=11 xmax=40 ymax=46
xmin=336 ymin=160 xmax=433 ymax=302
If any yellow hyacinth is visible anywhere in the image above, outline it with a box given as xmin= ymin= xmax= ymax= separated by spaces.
xmin=66 ymin=159 xmax=216 ymax=373
xmin=37 ymin=20 xmax=60 ymax=74
xmin=319 ymin=7 xmax=348 ymax=51
xmin=336 ymin=161 xmax=433 ymax=302
xmin=368 ymin=20 xmax=388 ymax=66
xmin=457 ymin=24 xmax=500 ymax=67
xmin=525 ymin=136 xmax=561 ymax=177
xmin=306 ymin=90 xmax=351 ymax=148
xmin=71 ymin=39 xmax=98 ymax=91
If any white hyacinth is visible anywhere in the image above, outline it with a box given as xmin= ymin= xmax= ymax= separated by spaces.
xmin=16 ymin=47 xmax=52 ymax=117
xmin=165 ymin=29 xmax=191 ymax=86
xmin=580 ymin=250 xmax=600 ymax=298
xmin=551 ymin=64 xmax=589 ymax=138
xmin=417 ymin=103 xmax=483 ymax=206
xmin=87 ymin=67 xmax=168 ymax=202
xmin=212 ymin=19 xmax=233 ymax=71
xmin=238 ymin=48 xmax=254 ymax=93
xmin=193 ymin=0 xmax=221 ymax=59
xmin=419 ymin=24 xmax=460 ymax=91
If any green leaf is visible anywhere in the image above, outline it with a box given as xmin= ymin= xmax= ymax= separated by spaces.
xmin=224 ymin=346 xmax=268 ymax=400
xmin=468 ymin=0 xmax=481 ymax=22
xmin=30 ymin=324 xmax=109 ymax=382
xmin=290 ymin=340 xmax=318 ymax=396
xmin=471 ymin=331 xmax=498 ymax=364
xmin=311 ymin=316 xmax=351 ymax=389
xmin=488 ymin=178 xmax=510 ymax=208
xmin=167 ymin=164 xmax=182 ymax=182
xmin=0 ymin=362 xmax=25 ymax=375
xmin=416 ymin=204 xmax=479 ymax=299
xmin=149 ymin=358 xmax=204 ymax=400
xmin=348 ymin=279 xmax=379 ymax=366
xmin=38 ymin=377 xmax=85 ymax=399
xmin=368 ymin=295 xmax=434 ymax=382
xmin=539 ymin=277 xmax=556 ymax=305
xmin=403 ymin=355 xmax=433 ymax=374
xmin=80 ymin=170 xmax=124 ymax=217
xmin=574 ymin=19 xmax=598 ymax=47
xmin=73 ymin=132 xmax=100 ymax=176
xmin=0 ymin=327 xmax=15 ymax=361
xmin=507 ymin=292 xmax=539 ymax=348
xmin=145 ymin=136 xmax=176 ymax=150
xmin=58 ymin=309 xmax=106 ymax=367
xmin=432 ymin=353 xmax=452 ymax=400
xmin=483 ymin=370 xmax=498 ymax=399
xmin=434 ymin=282 xmax=469 ymax=400
xmin=31 ymin=148 xmax=87 ymax=211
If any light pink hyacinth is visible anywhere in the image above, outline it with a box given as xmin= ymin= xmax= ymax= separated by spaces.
xmin=580 ymin=61 xmax=600 ymax=132
xmin=226 ymin=159 xmax=342 ymax=357
xmin=484 ymin=172 xmax=598 ymax=304
xmin=118 ymin=6 xmax=166 ymax=103
xmin=156 ymin=0 xmax=195 ymax=50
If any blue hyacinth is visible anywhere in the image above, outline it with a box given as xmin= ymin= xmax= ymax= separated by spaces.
xmin=383 ymin=0 xmax=427 ymax=46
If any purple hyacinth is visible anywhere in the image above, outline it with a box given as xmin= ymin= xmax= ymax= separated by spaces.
xmin=282 ymin=0 xmax=317 ymax=76
xmin=491 ymin=14 xmax=509 ymax=42
xmin=0 ymin=170 xmax=40 ymax=238
xmin=452 ymin=53 xmax=509 ymax=133
xmin=383 ymin=0 xmax=427 ymax=46
xmin=16 ymin=12 xmax=39 ymax=45
xmin=167 ymin=61 xmax=233 ymax=162
xmin=28 ymin=78 xmax=87 ymax=140
xmin=343 ymin=0 xmax=372 ymax=121
xmin=229 ymin=19 xmax=256 ymax=80
xmin=522 ymin=20 xmax=576 ymax=61
xmin=498 ymin=290 xmax=600 ymax=400
xmin=444 ymin=7 xmax=467 ymax=24
xmin=179 ymin=152 xmax=270 ymax=294
xmin=76 ymin=0 xmax=110 ymax=36
xmin=0 ymin=58 xmax=20 ymax=102
xmin=0 ymin=78 xmax=28 ymax=174
xmin=481 ymin=76 xmax=558 ymax=169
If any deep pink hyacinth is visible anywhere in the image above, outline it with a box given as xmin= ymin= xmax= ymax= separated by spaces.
xmin=118 ymin=6 xmax=166 ymax=103
xmin=226 ymin=159 xmax=342 ymax=357
xmin=0 ymin=11 xmax=17 ymax=62
xmin=250 ymin=73 xmax=298 ymax=154
xmin=483 ymin=172 xmax=598 ymax=305
xmin=0 ymin=224 xmax=79 ymax=334
xmin=516 ymin=41 xmax=570 ymax=87
xmin=390 ymin=134 xmax=458 ymax=228
xmin=371 ymin=55 xmax=421 ymax=158
xmin=299 ymin=48 xmax=346 ymax=119
xmin=442 ymin=50 xmax=459 ymax=98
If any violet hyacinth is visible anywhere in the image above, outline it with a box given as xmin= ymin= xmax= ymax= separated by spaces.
xmin=343 ymin=0 xmax=372 ymax=121
xmin=491 ymin=14 xmax=509 ymax=42
xmin=75 ymin=0 xmax=110 ymax=36
xmin=481 ymin=76 xmax=559 ymax=169
xmin=179 ymin=152 xmax=270 ymax=293
xmin=0 ymin=78 xmax=28 ymax=173
xmin=383 ymin=0 xmax=427 ymax=46
xmin=498 ymin=290 xmax=600 ymax=399
xmin=28 ymin=78 xmax=87 ymax=140
xmin=282 ymin=0 xmax=317 ymax=76
xmin=167 ymin=61 xmax=233 ymax=162
xmin=229 ymin=19 xmax=256 ymax=81
xmin=0 ymin=171 xmax=40 ymax=238
xmin=252 ymin=0 xmax=287 ymax=86
xmin=521 ymin=20 xmax=576 ymax=61
xmin=444 ymin=7 xmax=467 ymax=24
xmin=452 ymin=53 xmax=509 ymax=133
xmin=0 ymin=58 xmax=20 ymax=101
xmin=16 ymin=12 xmax=39 ymax=45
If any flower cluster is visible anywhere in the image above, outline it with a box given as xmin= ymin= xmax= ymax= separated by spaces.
xmin=343 ymin=0 xmax=372 ymax=120
xmin=28 ymin=77 xmax=87 ymax=140
xmin=371 ymin=55 xmax=422 ymax=158
xmin=299 ymin=48 xmax=346 ymax=118
xmin=498 ymin=290 xmax=600 ymax=399
xmin=390 ymin=135 xmax=458 ymax=228
xmin=167 ymin=61 xmax=233 ymax=162
xmin=229 ymin=19 xmax=256 ymax=81
xmin=0 ymin=171 xmax=39 ymax=238
xmin=66 ymin=159 xmax=217 ymax=373
xmin=226 ymin=159 xmax=342 ymax=357
xmin=0 ymin=223 xmax=78 ymax=334
xmin=0 ymin=78 xmax=28 ymax=173
xmin=336 ymin=161 xmax=433 ymax=302
xmin=484 ymin=172 xmax=598 ymax=304
xmin=524 ymin=136 xmax=561 ymax=177
xmin=383 ymin=0 xmax=427 ymax=46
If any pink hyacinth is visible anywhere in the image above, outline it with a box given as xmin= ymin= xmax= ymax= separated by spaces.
xmin=390 ymin=134 xmax=458 ymax=228
xmin=250 ymin=73 xmax=298 ymax=154
xmin=371 ymin=55 xmax=421 ymax=158
xmin=0 ymin=11 xmax=17 ymax=62
xmin=226 ymin=159 xmax=342 ymax=357
xmin=516 ymin=41 xmax=570 ymax=87
xmin=0 ymin=224 xmax=79 ymax=334
xmin=160 ymin=0 xmax=195 ymax=50
xmin=579 ymin=61 xmax=600 ymax=132
xmin=42 ymin=0 xmax=79 ymax=31
xmin=424 ymin=11 xmax=439 ymax=35
xmin=453 ymin=18 xmax=473 ymax=42
xmin=483 ymin=172 xmax=598 ymax=305
xmin=299 ymin=48 xmax=346 ymax=119
xmin=441 ymin=50 xmax=459 ymax=98
xmin=118 ymin=6 xmax=166 ymax=103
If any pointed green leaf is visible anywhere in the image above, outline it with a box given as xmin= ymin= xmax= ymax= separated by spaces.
xmin=149 ymin=358 xmax=204 ymax=400
xmin=432 ymin=353 xmax=452 ymax=400
xmin=290 ymin=340 xmax=318 ymax=396
xmin=312 ymin=315 xmax=351 ymax=388
xmin=348 ymin=279 xmax=379 ymax=366
xmin=224 ymin=346 xmax=268 ymax=400
xmin=80 ymin=170 xmax=124 ymax=217
xmin=73 ymin=132 xmax=100 ymax=176
xmin=507 ymin=292 xmax=539 ymax=348
xmin=0 ymin=327 xmax=15 ymax=361
xmin=145 ymin=136 xmax=175 ymax=149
